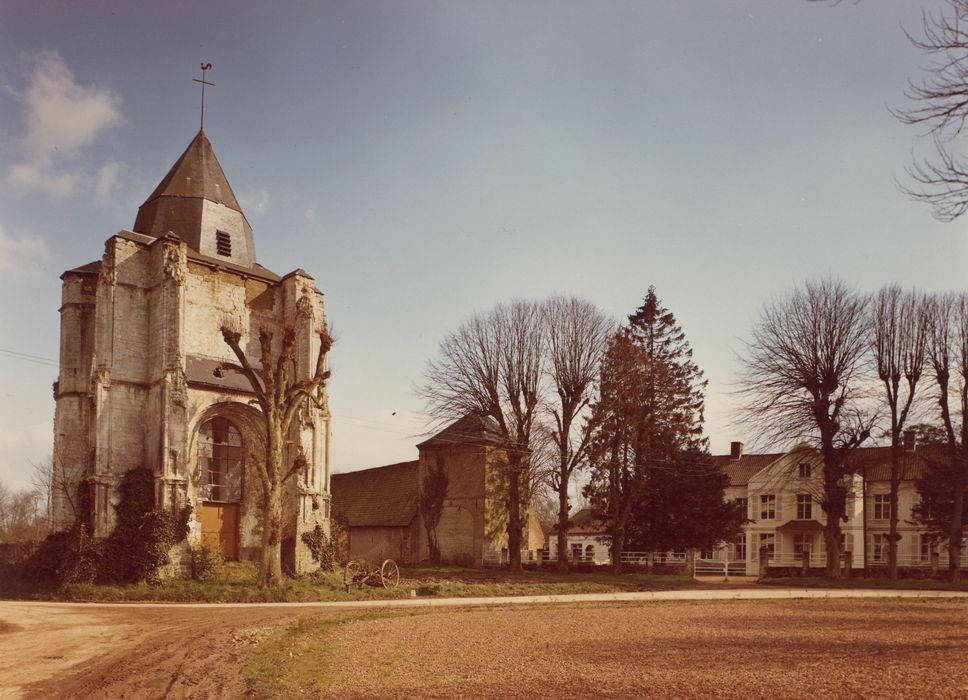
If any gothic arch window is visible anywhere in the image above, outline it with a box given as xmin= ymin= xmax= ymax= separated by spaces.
xmin=197 ymin=417 xmax=243 ymax=502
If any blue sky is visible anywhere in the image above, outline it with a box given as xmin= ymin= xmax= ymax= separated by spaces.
xmin=0 ymin=0 xmax=964 ymax=491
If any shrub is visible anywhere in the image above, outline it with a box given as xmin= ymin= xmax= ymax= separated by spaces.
xmin=25 ymin=525 xmax=102 ymax=586
xmin=188 ymin=543 xmax=225 ymax=581
xmin=300 ymin=522 xmax=344 ymax=570
xmin=99 ymin=469 xmax=191 ymax=584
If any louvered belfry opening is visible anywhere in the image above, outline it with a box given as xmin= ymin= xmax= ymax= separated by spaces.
xmin=215 ymin=230 xmax=232 ymax=257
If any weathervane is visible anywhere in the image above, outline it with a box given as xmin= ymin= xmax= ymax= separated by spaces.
xmin=192 ymin=63 xmax=214 ymax=131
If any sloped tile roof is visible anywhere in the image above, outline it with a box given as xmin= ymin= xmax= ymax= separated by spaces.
xmin=138 ymin=129 xmax=244 ymax=213
xmin=330 ymin=460 xmax=420 ymax=528
xmin=62 ymin=260 xmax=101 ymax=278
xmin=551 ymin=507 xmax=607 ymax=535
xmin=417 ymin=413 xmax=504 ymax=449
xmin=710 ymin=453 xmax=783 ymax=486
xmin=185 ymin=354 xmax=264 ymax=394
xmin=846 ymin=443 xmax=948 ymax=482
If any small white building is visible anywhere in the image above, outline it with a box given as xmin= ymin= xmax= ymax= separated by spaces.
xmin=546 ymin=508 xmax=610 ymax=565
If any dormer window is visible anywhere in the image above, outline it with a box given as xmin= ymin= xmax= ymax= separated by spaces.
xmin=215 ymin=230 xmax=232 ymax=257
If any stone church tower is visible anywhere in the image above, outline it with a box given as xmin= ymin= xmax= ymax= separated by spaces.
xmin=52 ymin=129 xmax=331 ymax=572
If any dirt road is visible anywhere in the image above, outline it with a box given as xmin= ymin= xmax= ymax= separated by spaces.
xmin=0 ymin=602 xmax=303 ymax=699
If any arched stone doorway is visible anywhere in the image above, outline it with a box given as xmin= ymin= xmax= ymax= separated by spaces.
xmin=196 ymin=416 xmax=244 ymax=559
xmin=189 ymin=402 xmax=267 ymax=563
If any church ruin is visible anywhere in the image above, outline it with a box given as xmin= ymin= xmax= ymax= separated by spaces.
xmin=51 ymin=128 xmax=331 ymax=573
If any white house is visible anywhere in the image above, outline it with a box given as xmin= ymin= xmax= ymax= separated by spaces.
xmin=717 ymin=436 xmax=965 ymax=576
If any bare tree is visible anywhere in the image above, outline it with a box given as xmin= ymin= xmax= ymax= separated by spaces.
xmin=738 ymin=278 xmax=875 ymax=577
xmin=924 ymin=292 xmax=968 ymax=581
xmin=893 ymin=1 xmax=968 ymax=221
xmin=420 ymin=300 xmax=543 ymax=572
xmin=0 ymin=479 xmax=47 ymax=544
xmin=218 ymin=323 xmax=332 ymax=587
xmin=542 ymin=296 xmax=613 ymax=572
xmin=872 ymin=285 xmax=929 ymax=579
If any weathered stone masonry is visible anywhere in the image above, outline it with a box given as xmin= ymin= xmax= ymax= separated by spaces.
xmin=52 ymin=129 xmax=331 ymax=573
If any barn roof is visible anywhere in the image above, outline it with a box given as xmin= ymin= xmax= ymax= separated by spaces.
xmin=417 ymin=413 xmax=504 ymax=449
xmin=330 ymin=460 xmax=420 ymax=528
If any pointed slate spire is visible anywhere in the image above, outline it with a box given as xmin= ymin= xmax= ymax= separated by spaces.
xmin=133 ymin=129 xmax=256 ymax=267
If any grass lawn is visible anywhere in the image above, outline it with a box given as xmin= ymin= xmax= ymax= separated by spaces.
xmin=0 ymin=561 xmax=695 ymax=603
xmin=759 ymin=575 xmax=968 ymax=591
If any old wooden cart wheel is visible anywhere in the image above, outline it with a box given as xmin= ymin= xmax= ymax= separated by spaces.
xmin=343 ymin=560 xmax=363 ymax=591
xmin=380 ymin=559 xmax=400 ymax=588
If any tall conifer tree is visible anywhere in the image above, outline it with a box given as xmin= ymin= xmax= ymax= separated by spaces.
xmin=585 ymin=287 xmax=708 ymax=572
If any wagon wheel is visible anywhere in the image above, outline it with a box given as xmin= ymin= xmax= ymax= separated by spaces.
xmin=380 ymin=559 xmax=400 ymax=588
xmin=343 ymin=560 xmax=363 ymax=591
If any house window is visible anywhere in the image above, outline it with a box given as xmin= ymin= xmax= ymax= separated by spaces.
xmin=798 ymin=462 xmax=811 ymax=479
xmin=760 ymin=494 xmax=776 ymax=520
xmin=873 ymin=494 xmax=891 ymax=521
xmin=758 ymin=533 xmax=775 ymax=559
xmin=872 ymin=533 xmax=890 ymax=563
xmin=796 ymin=494 xmax=813 ymax=520
xmin=571 ymin=543 xmax=583 ymax=560
xmin=585 ymin=544 xmax=595 ymax=560
xmin=920 ymin=535 xmax=935 ymax=562
xmin=197 ymin=416 xmax=243 ymax=502
xmin=793 ymin=533 xmax=811 ymax=558
xmin=734 ymin=497 xmax=749 ymax=517
xmin=215 ymin=230 xmax=232 ymax=257
xmin=734 ymin=534 xmax=747 ymax=561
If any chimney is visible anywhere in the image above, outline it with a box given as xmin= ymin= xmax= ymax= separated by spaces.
xmin=903 ymin=429 xmax=917 ymax=452
xmin=730 ymin=441 xmax=744 ymax=461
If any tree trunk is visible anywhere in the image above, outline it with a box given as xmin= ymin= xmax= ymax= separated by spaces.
xmin=888 ymin=441 xmax=901 ymax=580
xmin=948 ymin=467 xmax=964 ymax=582
xmin=556 ymin=481 xmax=570 ymax=572
xmin=259 ymin=485 xmax=284 ymax=587
xmin=824 ymin=521 xmax=842 ymax=578
xmin=507 ymin=461 xmax=522 ymax=572
xmin=610 ymin=524 xmax=625 ymax=574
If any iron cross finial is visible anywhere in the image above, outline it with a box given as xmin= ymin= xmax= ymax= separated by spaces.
xmin=192 ymin=63 xmax=214 ymax=131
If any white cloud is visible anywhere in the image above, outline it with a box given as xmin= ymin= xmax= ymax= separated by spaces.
xmin=305 ymin=206 xmax=317 ymax=222
xmin=8 ymin=161 xmax=77 ymax=197
xmin=21 ymin=51 xmax=122 ymax=159
xmin=94 ymin=160 xmax=121 ymax=201
xmin=0 ymin=227 xmax=50 ymax=280
xmin=240 ymin=188 xmax=270 ymax=216
xmin=6 ymin=51 xmax=122 ymax=199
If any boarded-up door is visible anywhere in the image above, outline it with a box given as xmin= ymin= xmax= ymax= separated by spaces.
xmin=200 ymin=502 xmax=240 ymax=560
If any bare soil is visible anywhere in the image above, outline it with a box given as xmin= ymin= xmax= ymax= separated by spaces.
xmin=2 ymin=598 xmax=967 ymax=699
xmin=0 ymin=602 xmax=307 ymax=699
xmin=324 ymin=599 xmax=968 ymax=699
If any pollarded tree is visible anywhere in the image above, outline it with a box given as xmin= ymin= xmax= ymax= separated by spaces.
xmin=218 ymin=323 xmax=332 ymax=587
xmin=420 ymin=300 xmax=543 ymax=572
xmin=585 ymin=288 xmax=708 ymax=573
xmin=922 ymin=293 xmax=968 ymax=581
xmin=542 ymin=296 xmax=613 ymax=572
xmin=894 ymin=1 xmax=968 ymax=221
xmin=871 ymin=285 xmax=928 ymax=579
xmin=738 ymin=278 xmax=874 ymax=578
